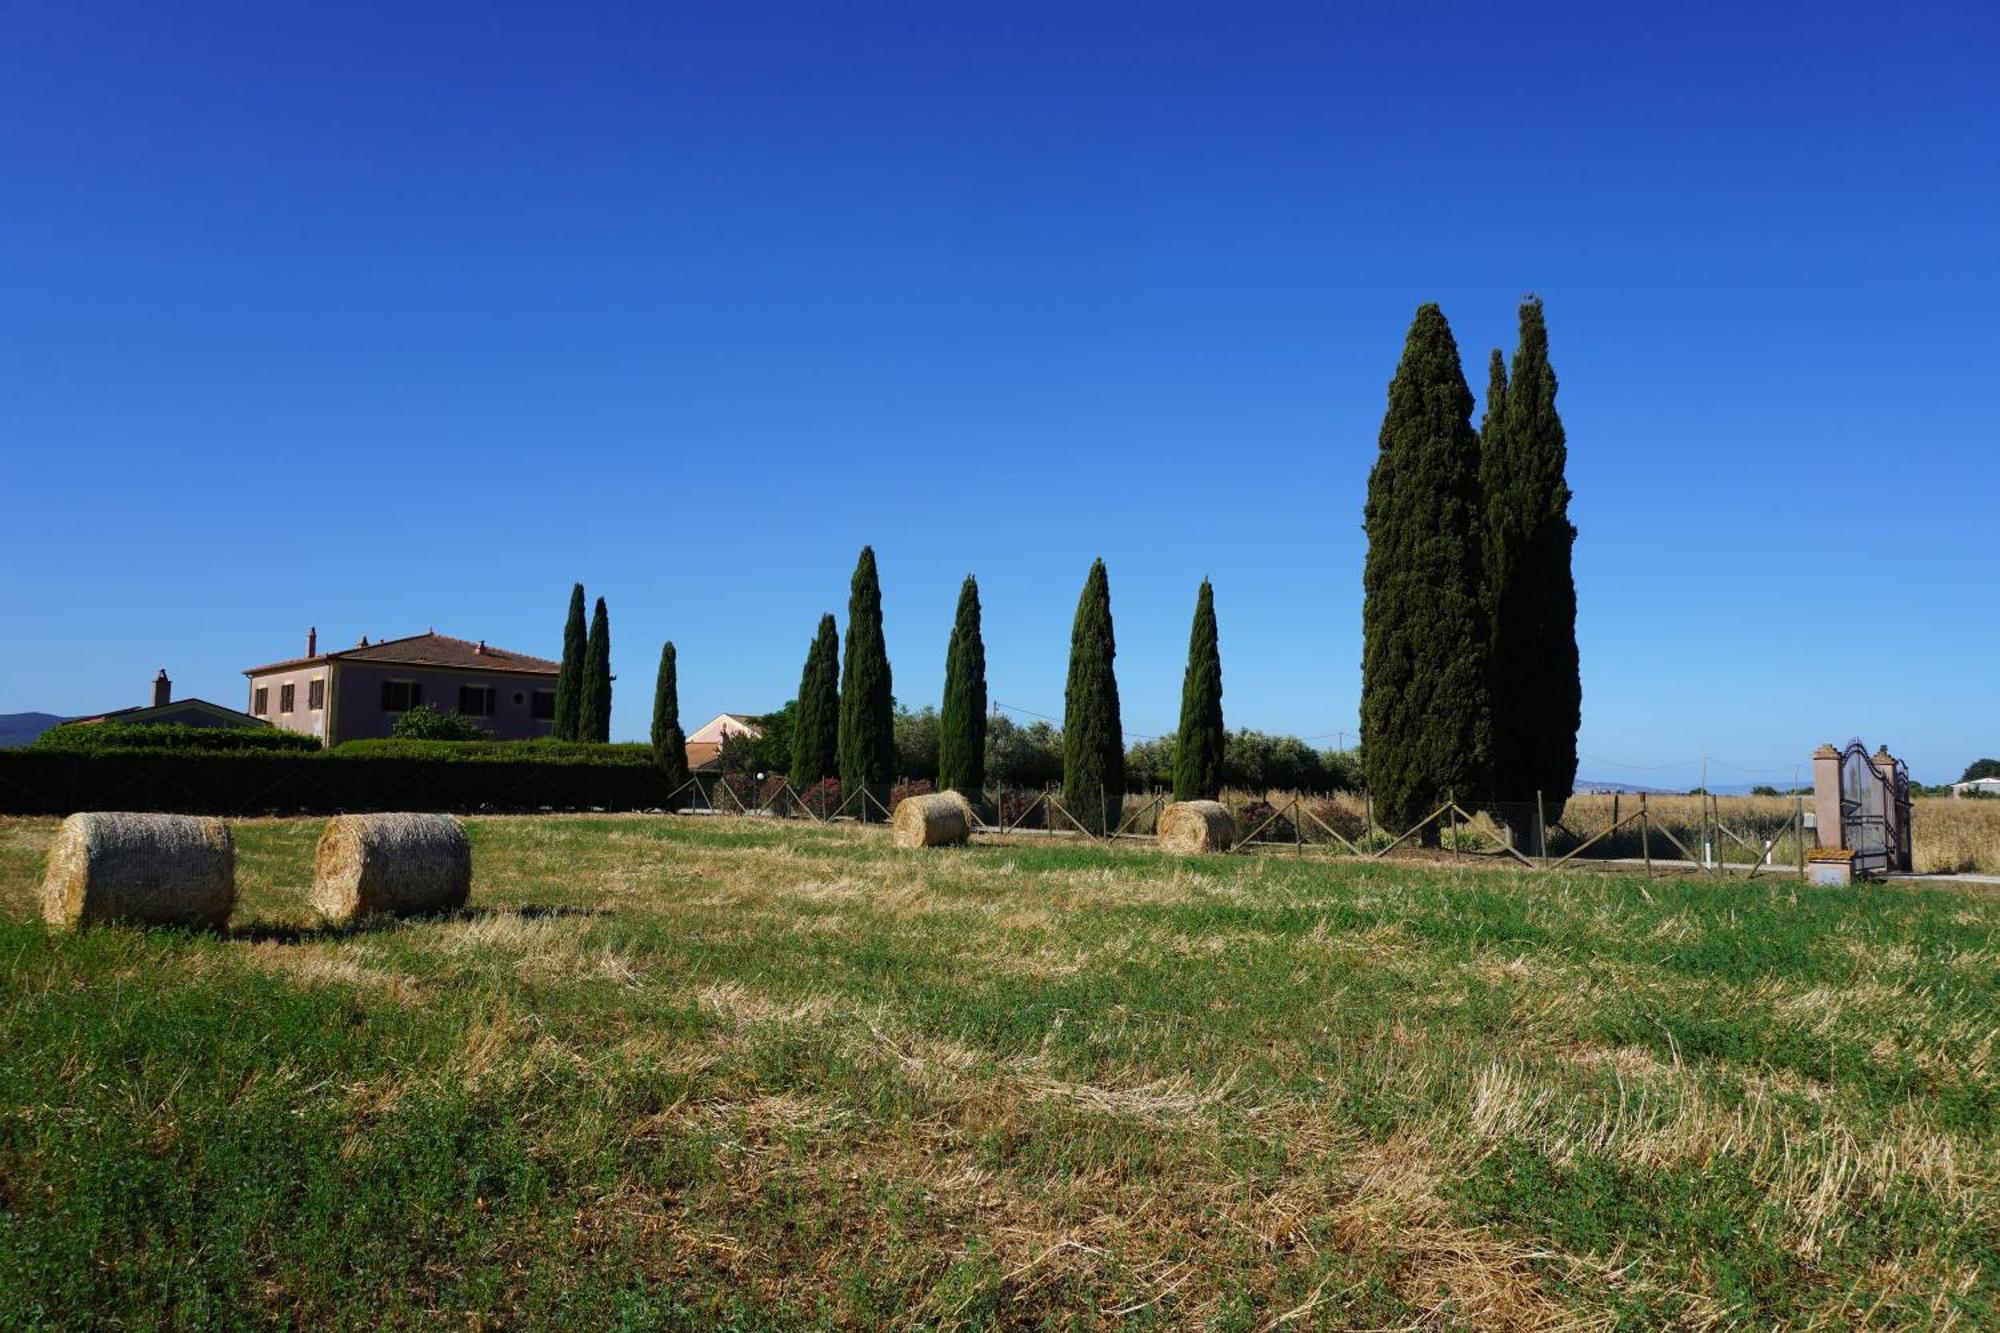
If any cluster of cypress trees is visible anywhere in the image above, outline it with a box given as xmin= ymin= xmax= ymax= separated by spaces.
xmin=1360 ymin=298 xmax=1578 ymax=832
xmin=552 ymin=583 xmax=614 ymax=743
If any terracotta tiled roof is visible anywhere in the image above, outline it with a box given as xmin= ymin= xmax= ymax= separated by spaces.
xmin=245 ymin=632 xmax=559 ymax=677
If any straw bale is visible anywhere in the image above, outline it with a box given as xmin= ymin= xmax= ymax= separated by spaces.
xmin=1158 ymin=800 xmax=1236 ymax=854
xmin=313 ymin=813 xmax=471 ymax=924
xmin=892 ymin=792 xmax=974 ymax=848
xmin=41 ymin=812 xmax=235 ymax=929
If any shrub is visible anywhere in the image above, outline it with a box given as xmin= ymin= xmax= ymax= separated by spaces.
xmin=987 ymin=716 xmax=1062 ymax=790
xmin=332 ymin=738 xmax=656 ymax=765
xmin=388 ymin=704 xmax=493 ymax=741
xmin=30 ymin=721 xmax=321 ymax=755
xmin=795 ymin=777 xmax=842 ymax=819
xmin=716 ymin=731 xmax=762 ymax=775
xmin=1125 ymin=737 xmax=1175 ymax=791
xmin=889 ymin=778 xmax=934 ymax=807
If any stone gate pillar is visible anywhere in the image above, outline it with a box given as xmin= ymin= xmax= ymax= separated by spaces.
xmin=1871 ymin=746 xmax=1911 ymax=872
xmin=1811 ymin=744 xmax=1842 ymax=850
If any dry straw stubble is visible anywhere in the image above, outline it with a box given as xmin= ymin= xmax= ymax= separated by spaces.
xmin=40 ymin=811 xmax=236 ymax=930
xmin=313 ymin=812 xmax=472 ymax=924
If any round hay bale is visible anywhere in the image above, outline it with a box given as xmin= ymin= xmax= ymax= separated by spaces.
xmin=1158 ymin=800 xmax=1236 ymax=854
xmin=312 ymin=813 xmax=471 ymax=924
xmin=892 ymin=792 xmax=974 ymax=848
xmin=41 ymin=812 xmax=235 ymax=930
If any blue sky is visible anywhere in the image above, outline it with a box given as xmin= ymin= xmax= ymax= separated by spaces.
xmin=3 ymin=2 xmax=1995 ymax=785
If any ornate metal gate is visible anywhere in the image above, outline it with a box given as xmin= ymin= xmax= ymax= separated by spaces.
xmin=1835 ymin=741 xmax=1910 ymax=875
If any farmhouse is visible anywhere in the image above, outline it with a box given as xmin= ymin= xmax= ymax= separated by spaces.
xmin=243 ymin=628 xmax=559 ymax=747
xmin=1951 ymin=777 xmax=2000 ymax=798
xmin=685 ymin=712 xmax=762 ymax=774
xmin=65 ymin=671 xmax=264 ymax=731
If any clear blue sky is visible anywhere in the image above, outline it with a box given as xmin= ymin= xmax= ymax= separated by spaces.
xmin=3 ymin=3 xmax=1995 ymax=785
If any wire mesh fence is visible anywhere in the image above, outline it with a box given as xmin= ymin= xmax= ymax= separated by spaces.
xmin=660 ymin=775 xmax=1816 ymax=876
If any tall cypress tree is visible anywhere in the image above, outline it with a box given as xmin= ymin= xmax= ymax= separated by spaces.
xmin=1173 ymin=578 xmax=1225 ymax=802
xmin=937 ymin=575 xmax=987 ymax=797
xmin=581 ymin=596 xmax=612 ymax=743
xmin=1480 ymin=348 xmax=1508 ymax=458
xmin=1361 ymin=304 xmax=1491 ymax=834
xmin=836 ymin=547 xmax=894 ymax=817
xmin=552 ymin=583 xmax=587 ymax=741
xmin=650 ymin=641 xmax=689 ymax=791
xmin=790 ymin=614 xmax=840 ymax=787
xmin=1483 ymin=296 xmax=1580 ymax=814
xmin=1061 ymin=558 xmax=1124 ymax=833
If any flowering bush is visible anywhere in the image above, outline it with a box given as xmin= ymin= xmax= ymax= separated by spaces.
xmin=889 ymin=778 xmax=934 ymax=807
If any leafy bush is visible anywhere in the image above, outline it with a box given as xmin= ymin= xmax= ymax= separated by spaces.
xmin=388 ymin=704 xmax=492 ymax=742
xmin=750 ymin=702 xmax=795 ymax=774
xmin=894 ymin=707 xmax=940 ymax=783
xmin=715 ymin=731 xmax=763 ymax=775
xmin=331 ymin=738 xmax=657 ymax=765
xmin=795 ymin=777 xmax=842 ymax=818
xmin=986 ymin=716 xmax=1062 ymax=790
xmin=1124 ymin=737 xmax=1175 ymax=790
xmin=30 ymin=721 xmax=321 ymax=755
xmin=1961 ymin=758 xmax=2000 ymax=783
xmin=889 ymin=778 xmax=934 ymax=807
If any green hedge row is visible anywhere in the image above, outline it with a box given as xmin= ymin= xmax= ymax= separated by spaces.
xmin=30 ymin=721 xmax=323 ymax=755
xmin=0 ymin=750 xmax=672 ymax=816
xmin=330 ymin=738 xmax=658 ymax=764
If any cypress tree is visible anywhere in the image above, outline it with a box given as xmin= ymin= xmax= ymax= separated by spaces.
xmin=937 ymin=575 xmax=987 ymax=797
xmin=1173 ymin=578 xmax=1224 ymax=802
xmin=650 ymin=641 xmax=690 ymax=791
xmin=1361 ymin=304 xmax=1491 ymax=835
xmin=836 ymin=547 xmax=894 ymax=817
xmin=552 ymin=583 xmax=587 ymax=741
xmin=1483 ymin=296 xmax=1580 ymax=815
xmin=790 ymin=614 xmax=840 ymax=787
xmin=1061 ymin=558 xmax=1124 ymax=833
xmin=581 ymin=596 xmax=612 ymax=743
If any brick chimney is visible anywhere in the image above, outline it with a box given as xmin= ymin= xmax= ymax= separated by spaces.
xmin=308 ymin=625 xmax=317 ymax=657
xmin=153 ymin=670 xmax=172 ymax=707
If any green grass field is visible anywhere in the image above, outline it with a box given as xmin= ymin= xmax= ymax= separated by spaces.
xmin=2 ymin=814 xmax=1995 ymax=1329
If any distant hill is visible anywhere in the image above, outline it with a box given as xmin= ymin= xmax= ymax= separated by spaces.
xmin=0 ymin=712 xmax=66 ymax=748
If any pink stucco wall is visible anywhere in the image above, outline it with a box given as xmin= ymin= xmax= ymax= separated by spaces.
xmin=247 ymin=662 xmax=556 ymax=745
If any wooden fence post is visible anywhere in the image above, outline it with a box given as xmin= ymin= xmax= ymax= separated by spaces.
xmin=1640 ymin=793 xmax=1652 ymax=877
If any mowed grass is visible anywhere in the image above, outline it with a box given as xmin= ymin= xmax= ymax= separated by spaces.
xmin=1 ymin=815 xmax=1996 ymax=1330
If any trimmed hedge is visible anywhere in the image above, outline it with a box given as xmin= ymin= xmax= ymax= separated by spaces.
xmin=0 ymin=749 xmax=669 ymax=816
xmin=331 ymin=738 xmax=657 ymax=764
xmin=30 ymin=721 xmax=322 ymax=755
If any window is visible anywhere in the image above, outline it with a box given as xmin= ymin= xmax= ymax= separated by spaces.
xmin=279 ymin=683 xmax=296 ymax=714
xmin=308 ymin=678 xmax=325 ymax=710
xmin=252 ymin=687 xmax=269 ymax=716
xmin=458 ymin=684 xmax=495 ymax=717
xmin=381 ymin=680 xmax=422 ymax=713
xmin=530 ymin=689 xmax=557 ymax=720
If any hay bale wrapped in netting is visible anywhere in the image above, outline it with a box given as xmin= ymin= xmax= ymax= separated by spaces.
xmin=1158 ymin=800 xmax=1236 ymax=854
xmin=312 ymin=813 xmax=471 ymax=924
xmin=41 ymin=812 xmax=235 ymax=930
xmin=892 ymin=791 xmax=975 ymax=848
